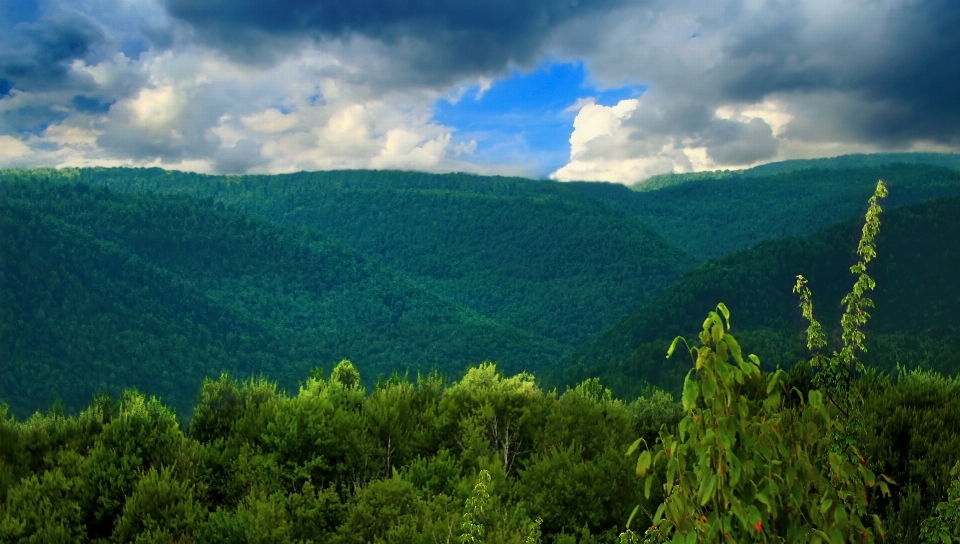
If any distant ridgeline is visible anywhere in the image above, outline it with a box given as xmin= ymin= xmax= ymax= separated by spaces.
xmin=0 ymin=181 xmax=569 ymax=417
xmin=3 ymin=158 xmax=960 ymax=544
xmin=3 ymin=155 xmax=960 ymax=416
xmin=567 ymin=155 xmax=960 ymax=261
xmin=636 ymin=152 xmax=960 ymax=192
xmin=561 ymin=195 xmax=960 ymax=400
xmin=0 ymin=167 xmax=696 ymax=349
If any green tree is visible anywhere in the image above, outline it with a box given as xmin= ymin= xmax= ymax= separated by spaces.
xmin=794 ymin=180 xmax=888 ymax=424
xmin=625 ymin=305 xmax=890 ymax=543
xmin=461 ymin=470 xmax=494 ymax=543
xmin=111 ymin=466 xmax=204 ymax=543
xmin=920 ymin=460 xmax=960 ymax=543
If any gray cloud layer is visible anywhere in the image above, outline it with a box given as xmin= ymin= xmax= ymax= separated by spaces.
xmin=163 ymin=0 xmax=629 ymax=82
xmin=549 ymin=0 xmax=960 ymax=180
xmin=1 ymin=0 xmax=958 ymax=177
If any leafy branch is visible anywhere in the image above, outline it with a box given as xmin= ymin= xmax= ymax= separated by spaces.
xmin=793 ymin=179 xmax=888 ymax=421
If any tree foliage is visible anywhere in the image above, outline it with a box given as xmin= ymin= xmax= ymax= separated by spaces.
xmin=1 ymin=364 xmax=681 ymax=543
xmin=624 ymin=305 xmax=890 ymax=543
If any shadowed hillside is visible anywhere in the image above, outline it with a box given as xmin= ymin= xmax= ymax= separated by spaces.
xmin=561 ymin=195 xmax=960 ymax=398
xmin=0 ymin=180 xmax=566 ymax=417
xmin=0 ymin=168 xmax=696 ymax=348
xmin=569 ymin=161 xmax=960 ymax=261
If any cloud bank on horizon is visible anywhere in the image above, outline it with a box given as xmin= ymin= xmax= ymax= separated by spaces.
xmin=1 ymin=0 xmax=958 ymax=183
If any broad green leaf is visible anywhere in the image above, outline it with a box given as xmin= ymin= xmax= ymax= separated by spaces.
xmin=703 ymin=315 xmax=714 ymax=334
xmin=627 ymin=504 xmax=640 ymax=529
xmin=626 ymin=437 xmax=643 ymax=456
xmin=654 ymin=503 xmax=666 ymax=524
xmin=725 ymin=335 xmax=743 ymax=364
xmin=679 ymin=416 xmax=693 ymax=442
xmin=700 ymin=474 xmax=718 ymax=506
xmin=712 ymin=320 xmax=724 ymax=342
xmin=763 ymin=390 xmax=782 ymax=412
xmin=766 ymin=369 xmax=782 ymax=394
xmin=808 ymin=389 xmax=823 ymax=408
xmin=717 ymin=302 xmax=730 ymax=329
xmin=829 ymin=452 xmax=843 ymax=478
xmin=755 ymin=491 xmax=771 ymax=509
xmin=667 ymin=336 xmax=682 ymax=359
xmin=730 ymin=453 xmax=742 ymax=486
xmin=819 ymin=498 xmax=833 ymax=514
xmin=702 ymin=374 xmax=716 ymax=403
xmin=637 ymin=449 xmax=652 ymax=477
xmin=747 ymin=505 xmax=762 ymax=526
xmin=645 ymin=474 xmax=654 ymax=499
xmin=873 ymin=514 xmax=886 ymax=540
xmin=682 ymin=372 xmax=700 ymax=411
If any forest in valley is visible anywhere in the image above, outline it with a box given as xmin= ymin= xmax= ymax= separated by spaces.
xmin=1 ymin=154 xmax=960 ymax=542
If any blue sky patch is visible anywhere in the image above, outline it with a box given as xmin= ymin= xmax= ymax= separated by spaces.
xmin=433 ymin=60 xmax=644 ymax=178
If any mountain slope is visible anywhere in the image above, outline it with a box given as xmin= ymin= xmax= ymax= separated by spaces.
xmin=0 ymin=168 xmax=696 ymax=348
xmin=569 ymin=162 xmax=960 ymax=261
xmin=635 ymin=152 xmax=960 ymax=192
xmin=561 ymin=195 xmax=960 ymax=397
xmin=0 ymin=180 xmax=565 ymax=417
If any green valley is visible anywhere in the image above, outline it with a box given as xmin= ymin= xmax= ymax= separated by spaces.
xmin=0 ymin=180 xmax=565 ymax=417
xmin=562 ymin=194 xmax=960 ymax=399
xmin=0 ymin=167 xmax=697 ymax=347
xmin=570 ymin=159 xmax=960 ymax=261
xmin=2 ymin=157 xmax=960 ymax=544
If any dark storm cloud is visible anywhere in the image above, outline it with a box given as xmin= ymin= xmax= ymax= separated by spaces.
xmin=0 ymin=0 xmax=180 ymax=150
xmin=549 ymin=0 xmax=960 ymax=179
xmin=0 ymin=0 xmax=169 ymax=137
xmin=0 ymin=9 xmax=106 ymax=93
xmin=701 ymin=118 xmax=777 ymax=165
xmin=710 ymin=0 xmax=960 ymax=145
xmin=163 ymin=0 xmax=630 ymax=82
xmin=856 ymin=0 xmax=960 ymax=143
xmin=611 ymin=93 xmax=777 ymax=168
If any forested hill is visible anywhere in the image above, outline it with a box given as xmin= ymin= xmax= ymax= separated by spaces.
xmin=568 ymin=162 xmax=960 ymax=261
xmin=561 ymin=195 xmax=960 ymax=398
xmin=0 ymin=180 xmax=567 ymax=417
xmin=636 ymin=152 xmax=960 ymax=192
xmin=0 ymin=168 xmax=696 ymax=347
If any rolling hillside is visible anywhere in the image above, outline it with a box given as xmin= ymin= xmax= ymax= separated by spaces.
xmin=569 ymin=161 xmax=960 ymax=261
xmin=0 ymin=180 xmax=566 ymax=417
xmin=560 ymin=195 xmax=960 ymax=398
xmin=635 ymin=152 xmax=960 ymax=192
xmin=0 ymin=168 xmax=696 ymax=347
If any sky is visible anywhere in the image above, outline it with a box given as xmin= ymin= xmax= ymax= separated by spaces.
xmin=1 ymin=0 xmax=959 ymax=184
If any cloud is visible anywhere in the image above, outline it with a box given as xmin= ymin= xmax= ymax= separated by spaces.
xmin=161 ymin=0 xmax=632 ymax=86
xmin=433 ymin=60 xmax=644 ymax=177
xmin=548 ymin=0 xmax=960 ymax=183
xmin=1 ymin=0 xmax=959 ymax=179
xmin=550 ymin=91 xmax=780 ymax=182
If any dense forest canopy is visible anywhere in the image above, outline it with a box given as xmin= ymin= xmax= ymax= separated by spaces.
xmin=569 ymin=162 xmax=960 ymax=261
xmin=561 ymin=195 xmax=960 ymax=399
xmin=0 ymin=180 xmax=566 ymax=417
xmin=1 ymin=358 xmax=958 ymax=543
xmin=636 ymin=152 xmax=960 ymax=192
xmin=1 ymin=156 xmax=960 ymax=542
xmin=0 ymin=168 xmax=696 ymax=348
